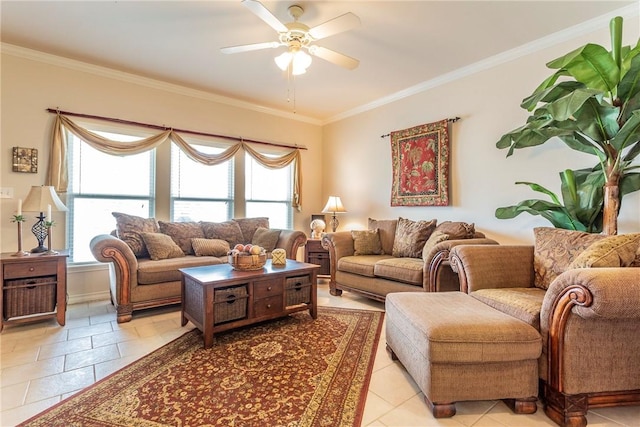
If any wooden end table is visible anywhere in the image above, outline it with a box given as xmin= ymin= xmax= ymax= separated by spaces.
xmin=180 ymin=259 xmax=319 ymax=348
xmin=1 ymin=251 xmax=68 ymax=331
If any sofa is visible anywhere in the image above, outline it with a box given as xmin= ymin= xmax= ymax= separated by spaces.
xmin=448 ymin=227 xmax=640 ymax=426
xmin=90 ymin=214 xmax=307 ymax=323
xmin=321 ymin=217 xmax=499 ymax=301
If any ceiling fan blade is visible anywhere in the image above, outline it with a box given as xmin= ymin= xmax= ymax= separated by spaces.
xmin=221 ymin=41 xmax=281 ymax=54
xmin=241 ymin=0 xmax=288 ymax=33
xmin=309 ymin=46 xmax=359 ymax=70
xmin=308 ymin=12 xmax=360 ymax=40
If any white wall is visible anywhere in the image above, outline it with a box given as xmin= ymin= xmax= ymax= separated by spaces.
xmin=1 ymin=49 xmax=323 ymax=302
xmin=322 ymin=22 xmax=640 ymax=245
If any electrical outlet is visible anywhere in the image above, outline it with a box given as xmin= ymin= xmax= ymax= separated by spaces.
xmin=0 ymin=187 xmax=14 ymax=199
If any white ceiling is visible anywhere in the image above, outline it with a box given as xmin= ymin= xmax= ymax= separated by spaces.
xmin=1 ymin=1 xmax=636 ymax=123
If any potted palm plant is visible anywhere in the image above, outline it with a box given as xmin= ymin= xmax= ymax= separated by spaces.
xmin=496 ymin=16 xmax=640 ymax=235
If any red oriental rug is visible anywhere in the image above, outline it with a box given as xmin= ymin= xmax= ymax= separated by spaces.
xmin=19 ymin=307 xmax=384 ymax=427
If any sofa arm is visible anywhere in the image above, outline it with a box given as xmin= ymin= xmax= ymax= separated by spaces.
xmin=89 ymin=234 xmax=139 ymax=321
xmin=541 ymin=267 xmax=640 ymax=401
xmin=321 ymin=232 xmax=355 ymax=296
xmin=274 ymin=229 xmax=307 ymax=260
xmin=449 ymin=245 xmax=535 ymax=293
xmin=543 ymin=267 xmax=640 ymax=323
xmin=425 ymin=238 xmax=500 ymax=292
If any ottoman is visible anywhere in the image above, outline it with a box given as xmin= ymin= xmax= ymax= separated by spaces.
xmin=385 ymin=292 xmax=542 ymax=418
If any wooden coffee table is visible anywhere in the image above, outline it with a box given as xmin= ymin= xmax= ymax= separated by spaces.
xmin=180 ymin=260 xmax=319 ymax=348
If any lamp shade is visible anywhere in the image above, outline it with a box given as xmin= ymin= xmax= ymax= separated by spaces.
xmin=22 ymin=186 xmax=68 ymax=213
xmin=321 ymin=196 xmax=346 ymax=214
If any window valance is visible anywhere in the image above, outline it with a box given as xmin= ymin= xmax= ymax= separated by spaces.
xmin=47 ymin=113 xmax=302 ymax=209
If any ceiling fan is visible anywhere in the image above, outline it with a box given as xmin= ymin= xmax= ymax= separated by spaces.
xmin=221 ymin=0 xmax=360 ymax=75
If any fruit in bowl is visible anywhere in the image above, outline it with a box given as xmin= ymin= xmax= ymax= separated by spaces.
xmin=228 ymin=244 xmax=267 ymax=270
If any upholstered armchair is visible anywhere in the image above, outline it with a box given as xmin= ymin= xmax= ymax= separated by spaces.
xmin=449 ymin=230 xmax=640 ymax=427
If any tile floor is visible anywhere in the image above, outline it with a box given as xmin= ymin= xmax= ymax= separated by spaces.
xmin=2 ymin=280 xmax=639 ymax=426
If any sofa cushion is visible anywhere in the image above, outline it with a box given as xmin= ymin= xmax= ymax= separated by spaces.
xmin=368 ymin=218 xmax=397 ymax=255
xmin=234 ymin=217 xmax=270 ymax=242
xmin=352 ymin=229 xmax=384 ymax=256
xmin=137 ymin=255 xmax=225 ymax=285
xmin=435 ymin=221 xmax=475 ymax=239
xmin=374 ymin=257 xmax=423 ymax=286
xmin=533 ymin=227 xmax=605 ymax=290
xmin=252 ymin=227 xmax=281 ymax=252
xmin=569 ymin=233 xmax=640 ymax=268
xmin=201 ymin=220 xmax=245 ymax=247
xmin=337 ymin=255 xmax=394 ymax=278
xmin=158 ymin=221 xmax=204 ymax=255
xmin=112 ymin=212 xmax=159 ymax=258
xmin=141 ymin=232 xmax=185 ymax=261
xmin=392 ymin=217 xmax=437 ymax=258
xmin=471 ymin=288 xmax=546 ymax=330
xmin=191 ymin=238 xmax=230 ymax=257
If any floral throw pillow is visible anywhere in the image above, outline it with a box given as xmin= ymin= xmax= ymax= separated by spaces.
xmin=352 ymin=229 xmax=384 ymax=256
xmin=533 ymin=227 xmax=605 ymax=290
xmin=200 ymin=220 xmax=245 ymax=248
xmin=392 ymin=217 xmax=437 ymax=258
xmin=569 ymin=233 xmax=640 ymax=268
xmin=112 ymin=212 xmax=159 ymax=258
xmin=158 ymin=221 xmax=204 ymax=255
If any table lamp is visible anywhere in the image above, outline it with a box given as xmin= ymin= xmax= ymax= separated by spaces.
xmin=321 ymin=196 xmax=347 ymax=232
xmin=21 ymin=186 xmax=68 ymax=253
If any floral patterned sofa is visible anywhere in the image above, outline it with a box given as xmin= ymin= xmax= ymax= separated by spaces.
xmin=321 ymin=217 xmax=499 ymax=301
xmin=90 ymin=214 xmax=307 ymax=323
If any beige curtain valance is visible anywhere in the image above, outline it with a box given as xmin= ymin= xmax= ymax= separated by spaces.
xmin=47 ymin=114 xmax=302 ymax=209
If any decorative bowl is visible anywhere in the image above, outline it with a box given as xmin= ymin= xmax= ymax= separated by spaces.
xmin=228 ymin=252 xmax=267 ymax=271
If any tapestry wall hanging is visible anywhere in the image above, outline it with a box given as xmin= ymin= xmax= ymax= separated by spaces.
xmin=390 ymin=119 xmax=450 ymax=206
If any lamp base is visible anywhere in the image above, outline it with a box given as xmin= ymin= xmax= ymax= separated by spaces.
xmin=329 ymin=215 xmax=339 ymax=233
xmin=31 ymin=245 xmax=48 ymax=254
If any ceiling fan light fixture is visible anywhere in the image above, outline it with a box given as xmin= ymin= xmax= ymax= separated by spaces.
xmin=275 ymin=49 xmax=312 ymax=75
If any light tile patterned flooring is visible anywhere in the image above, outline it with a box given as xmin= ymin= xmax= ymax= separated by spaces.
xmin=2 ymin=280 xmax=639 ymax=426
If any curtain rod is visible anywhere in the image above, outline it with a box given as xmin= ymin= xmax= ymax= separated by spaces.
xmin=379 ymin=117 xmax=461 ymax=138
xmin=45 ymin=108 xmax=307 ymax=150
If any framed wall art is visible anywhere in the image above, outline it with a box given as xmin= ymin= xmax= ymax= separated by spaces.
xmin=12 ymin=147 xmax=38 ymax=173
xmin=390 ymin=119 xmax=450 ymax=206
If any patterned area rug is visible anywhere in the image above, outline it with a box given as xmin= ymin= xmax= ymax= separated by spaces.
xmin=20 ymin=307 xmax=384 ymax=427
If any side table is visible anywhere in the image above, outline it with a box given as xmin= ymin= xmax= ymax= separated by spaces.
xmin=304 ymin=239 xmax=330 ymax=276
xmin=0 ymin=251 xmax=68 ymax=331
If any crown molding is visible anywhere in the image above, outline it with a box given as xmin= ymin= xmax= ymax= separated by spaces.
xmin=324 ymin=3 xmax=639 ymax=124
xmin=0 ymin=43 xmax=323 ymax=126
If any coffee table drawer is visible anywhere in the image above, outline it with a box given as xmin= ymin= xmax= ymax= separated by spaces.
xmin=253 ymin=278 xmax=283 ymax=300
xmin=254 ymin=295 xmax=283 ymax=318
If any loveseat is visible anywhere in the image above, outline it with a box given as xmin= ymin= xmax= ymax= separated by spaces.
xmin=90 ymin=214 xmax=307 ymax=323
xmin=321 ymin=217 xmax=499 ymax=301
xmin=448 ymin=227 xmax=640 ymax=426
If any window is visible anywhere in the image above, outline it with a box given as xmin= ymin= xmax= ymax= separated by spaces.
xmin=66 ymin=126 xmax=295 ymax=264
xmin=245 ymin=152 xmax=293 ymax=229
xmin=170 ymin=142 xmax=233 ymax=222
xmin=67 ymin=130 xmax=155 ymax=263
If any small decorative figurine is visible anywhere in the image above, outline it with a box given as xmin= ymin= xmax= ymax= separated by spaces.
xmin=310 ymin=219 xmax=326 ymax=239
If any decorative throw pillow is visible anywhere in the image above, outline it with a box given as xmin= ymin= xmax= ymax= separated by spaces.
xmin=191 ymin=238 xmax=230 ymax=257
xmin=252 ymin=227 xmax=281 ymax=252
xmin=233 ymin=217 xmax=270 ymax=243
xmin=112 ymin=212 xmax=159 ymax=257
xmin=352 ymin=229 xmax=384 ymax=256
xmin=158 ymin=221 xmax=204 ymax=255
xmin=435 ymin=221 xmax=475 ymax=239
xmin=141 ymin=232 xmax=185 ymax=261
xmin=569 ymin=233 xmax=640 ymax=268
xmin=421 ymin=230 xmax=449 ymax=262
xmin=533 ymin=227 xmax=605 ymax=290
xmin=368 ymin=218 xmax=398 ymax=255
xmin=200 ymin=220 xmax=245 ymax=247
xmin=392 ymin=217 xmax=437 ymax=258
